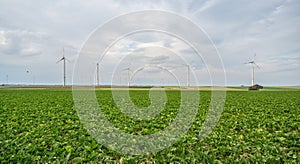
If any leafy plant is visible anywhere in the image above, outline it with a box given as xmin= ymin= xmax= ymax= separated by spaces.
xmin=0 ymin=89 xmax=299 ymax=163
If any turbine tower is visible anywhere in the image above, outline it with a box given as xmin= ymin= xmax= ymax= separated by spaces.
xmin=123 ymin=65 xmax=132 ymax=87
xmin=96 ymin=62 xmax=99 ymax=86
xmin=185 ymin=64 xmax=190 ymax=87
xmin=57 ymin=47 xmax=68 ymax=87
xmin=244 ymin=53 xmax=260 ymax=86
xmin=180 ymin=64 xmax=190 ymax=87
xmin=95 ymin=54 xmax=106 ymax=87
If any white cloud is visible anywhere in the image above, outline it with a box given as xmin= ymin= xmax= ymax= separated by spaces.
xmin=0 ymin=31 xmax=7 ymax=45
xmin=192 ymin=0 xmax=218 ymax=14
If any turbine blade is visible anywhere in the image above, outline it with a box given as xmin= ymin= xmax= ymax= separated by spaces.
xmin=254 ymin=62 xmax=260 ymax=69
xmin=56 ymin=58 xmax=64 ymax=64
xmin=65 ymin=58 xmax=72 ymax=63
xmin=244 ymin=61 xmax=253 ymax=64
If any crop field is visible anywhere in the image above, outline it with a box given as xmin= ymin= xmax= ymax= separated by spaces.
xmin=0 ymin=87 xmax=299 ymax=163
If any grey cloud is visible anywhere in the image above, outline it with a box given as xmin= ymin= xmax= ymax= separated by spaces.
xmin=0 ymin=30 xmax=45 ymax=57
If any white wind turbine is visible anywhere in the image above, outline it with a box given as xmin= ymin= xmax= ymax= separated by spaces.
xmin=56 ymin=47 xmax=69 ymax=87
xmin=95 ymin=55 xmax=105 ymax=87
xmin=244 ymin=53 xmax=260 ymax=86
xmin=6 ymin=75 xmax=8 ymax=85
xmin=96 ymin=62 xmax=99 ymax=86
xmin=120 ymin=63 xmax=135 ymax=87
xmin=183 ymin=64 xmax=191 ymax=87
xmin=123 ymin=65 xmax=132 ymax=87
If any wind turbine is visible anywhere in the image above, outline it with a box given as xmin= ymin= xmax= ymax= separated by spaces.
xmin=56 ymin=47 xmax=69 ymax=87
xmin=95 ymin=54 xmax=106 ymax=87
xmin=183 ymin=64 xmax=191 ymax=87
xmin=244 ymin=53 xmax=260 ymax=86
xmin=123 ymin=65 xmax=132 ymax=87
xmin=6 ymin=75 xmax=8 ymax=85
xmin=96 ymin=62 xmax=99 ymax=86
xmin=26 ymin=69 xmax=30 ymax=85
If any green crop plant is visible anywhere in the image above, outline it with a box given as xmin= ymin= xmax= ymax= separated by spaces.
xmin=0 ymin=88 xmax=299 ymax=163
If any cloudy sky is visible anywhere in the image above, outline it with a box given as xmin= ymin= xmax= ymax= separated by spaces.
xmin=0 ymin=0 xmax=299 ymax=86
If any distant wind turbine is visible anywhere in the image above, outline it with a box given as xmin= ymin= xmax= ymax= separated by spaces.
xmin=26 ymin=69 xmax=30 ymax=85
xmin=244 ymin=53 xmax=260 ymax=86
xmin=96 ymin=62 xmax=99 ymax=86
xmin=123 ymin=65 xmax=132 ymax=87
xmin=56 ymin=47 xmax=69 ymax=87
xmin=183 ymin=64 xmax=191 ymax=87
xmin=95 ymin=55 xmax=105 ymax=87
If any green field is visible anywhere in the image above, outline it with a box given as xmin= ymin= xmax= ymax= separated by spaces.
xmin=0 ymin=87 xmax=299 ymax=163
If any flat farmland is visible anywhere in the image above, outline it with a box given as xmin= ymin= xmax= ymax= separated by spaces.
xmin=0 ymin=87 xmax=299 ymax=163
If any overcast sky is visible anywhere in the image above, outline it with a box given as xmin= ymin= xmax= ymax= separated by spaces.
xmin=0 ymin=0 xmax=299 ymax=86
